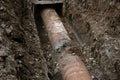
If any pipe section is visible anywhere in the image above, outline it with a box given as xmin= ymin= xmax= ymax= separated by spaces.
xmin=41 ymin=8 xmax=71 ymax=50
xmin=59 ymin=52 xmax=91 ymax=80
xmin=41 ymin=8 xmax=91 ymax=80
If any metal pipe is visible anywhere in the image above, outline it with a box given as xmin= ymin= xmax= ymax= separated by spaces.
xmin=41 ymin=8 xmax=91 ymax=80
xmin=59 ymin=52 xmax=91 ymax=80
xmin=41 ymin=8 xmax=71 ymax=50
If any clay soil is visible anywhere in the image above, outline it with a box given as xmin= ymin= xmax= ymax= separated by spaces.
xmin=0 ymin=0 xmax=120 ymax=80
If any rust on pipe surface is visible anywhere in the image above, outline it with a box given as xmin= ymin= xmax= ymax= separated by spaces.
xmin=41 ymin=8 xmax=91 ymax=80
xmin=59 ymin=52 xmax=91 ymax=80
xmin=41 ymin=8 xmax=71 ymax=50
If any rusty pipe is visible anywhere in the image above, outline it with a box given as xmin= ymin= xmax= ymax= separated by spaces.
xmin=41 ymin=8 xmax=71 ymax=50
xmin=41 ymin=8 xmax=91 ymax=80
xmin=59 ymin=51 xmax=91 ymax=80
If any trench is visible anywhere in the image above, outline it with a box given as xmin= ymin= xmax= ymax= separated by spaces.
xmin=34 ymin=7 xmax=55 ymax=79
xmin=34 ymin=4 xmax=90 ymax=80
xmin=1 ymin=0 xmax=120 ymax=80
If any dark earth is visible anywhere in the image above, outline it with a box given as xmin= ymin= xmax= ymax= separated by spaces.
xmin=0 ymin=0 xmax=120 ymax=80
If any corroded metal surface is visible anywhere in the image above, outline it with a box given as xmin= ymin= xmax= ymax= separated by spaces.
xmin=30 ymin=0 xmax=64 ymax=4
xmin=41 ymin=8 xmax=71 ymax=50
xmin=59 ymin=53 xmax=92 ymax=80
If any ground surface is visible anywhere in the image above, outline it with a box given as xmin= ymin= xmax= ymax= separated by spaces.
xmin=0 ymin=0 xmax=120 ymax=80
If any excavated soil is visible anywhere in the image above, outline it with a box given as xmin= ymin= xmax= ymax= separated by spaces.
xmin=64 ymin=0 xmax=120 ymax=80
xmin=0 ymin=0 xmax=120 ymax=80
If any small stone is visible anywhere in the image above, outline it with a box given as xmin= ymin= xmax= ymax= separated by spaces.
xmin=5 ymin=26 xmax=13 ymax=34
xmin=72 ymin=53 xmax=76 ymax=55
xmin=48 ymin=53 xmax=52 ymax=57
xmin=35 ymin=58 xmax=38 ymax=61
xmin=0 ymin=7 xmax=4 ymax=10
xmin=91 ymin=76 xmax=95 ymax=79
xmin=18 ymin=60 xmax=22 ymax=64
xmin=115 ymin=46 xmax=119 ymax=50
xmin=93 ymin=60 xmax=96 ymax=63
xmin=15 ymin=53 xmax=24 ymax=59
xmin=29 ymin=61 xmax=34 ymax=65
xmin=1 ymin=23 xmax=6 ymax=28
xmin=93 ymin=77 xmax=98 ymax=80
xmin=89 ymin=58 xmax=94 ymax=60
xmin=109 ymin=1 xmax=115 ymax=6
xmin=0 ymin=50 xmax=8 ymax=57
